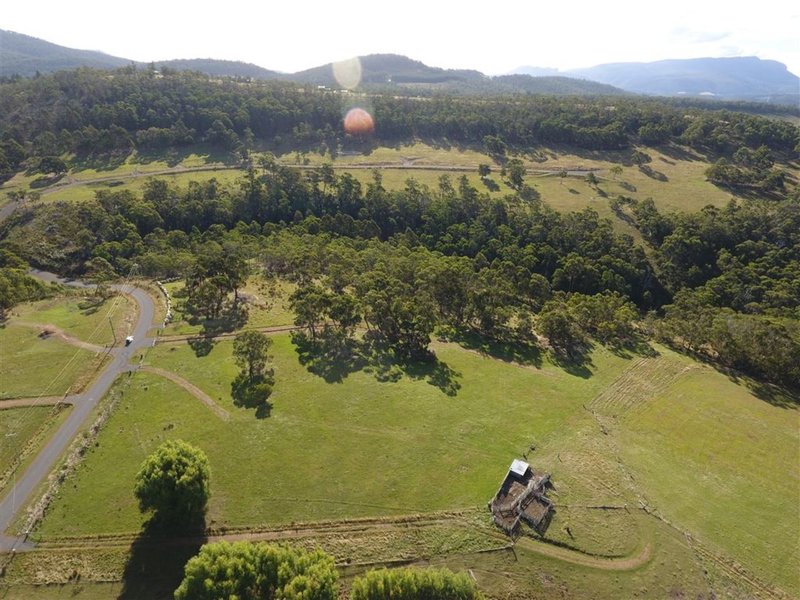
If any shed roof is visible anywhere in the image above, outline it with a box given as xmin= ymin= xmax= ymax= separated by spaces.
xmin=509 ymin=459 xmax=530 ymax=477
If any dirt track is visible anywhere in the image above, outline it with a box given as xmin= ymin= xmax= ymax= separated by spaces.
xmin=0 ymin=397 xmax=68 ymax=410
xmin=140 ymin=366 xmax=230 ymax=421
xmin=13 ymin=322 xmax=107 ymax=353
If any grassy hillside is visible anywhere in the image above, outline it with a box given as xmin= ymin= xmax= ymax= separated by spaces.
xmin=7 ymin=331 xmax=795 ymax=598
xmin=3 ymin=142 xmax=782 ymax=220
xmin=36 ymin=334 xmax=630 ymax=535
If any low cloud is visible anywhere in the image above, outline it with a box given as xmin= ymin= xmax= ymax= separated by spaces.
xmin=670 ymin=27 xmax=731 ymax=44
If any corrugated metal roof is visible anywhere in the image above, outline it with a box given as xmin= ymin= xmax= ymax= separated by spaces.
xmin=509 ymin=459 xmax=529 ymax=476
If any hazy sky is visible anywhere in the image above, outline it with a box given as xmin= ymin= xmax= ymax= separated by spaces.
xmin=4 ymin=0 xmax=799 ymax=75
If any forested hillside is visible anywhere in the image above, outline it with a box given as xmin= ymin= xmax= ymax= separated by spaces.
xmin=1 ymin=67 xmax=797 ymax=183
xmin=1 ymin=66 xmax=798 ymax=388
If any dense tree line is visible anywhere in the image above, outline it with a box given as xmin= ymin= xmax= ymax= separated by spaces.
xmin=611 ymin=195 xmax=799 ymax=385
xmin=0 ymin=248 xmax=54 ymax=320
xmin=1 ymin=170 xmax=661 ymax=308
xmin=1 ymin=162 xmax=797 ymax=385
xmin=0 ymin=67 xmax=796 ymax=183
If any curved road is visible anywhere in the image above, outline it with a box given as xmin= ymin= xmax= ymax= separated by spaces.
xmin=0 ymin=271 xmax=157 ymax=552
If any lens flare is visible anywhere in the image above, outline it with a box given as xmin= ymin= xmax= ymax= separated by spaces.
xmin=332 ymin=57 xmax=362 ymax=89
xmin=343 ymin=107 xmax=374 ymax=135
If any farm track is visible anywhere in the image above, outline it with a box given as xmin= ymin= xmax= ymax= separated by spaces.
xmin=516 ymin=536 xmax=652 ymax=570
xmin=35 ymin=510 xmax=486 ymax=551
xmin=10 ymin=322 xmax=107 ymax=353
xmin=155 ymin=324 xmax=302 ymax=344
xmin=139 ymin=366 xmax=230 ymax=421
xmin=0 ymin=397 xmax=67 ymax=410
xmin=33 ymin=508 xmax=662 ymax=572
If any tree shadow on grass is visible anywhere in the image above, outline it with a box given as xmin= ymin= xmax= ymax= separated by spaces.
xmin=606 ymin=338 xmax=659 ymax=360
xmin=658 ymin=144 xmax=704 ymax=163
xmin=448 ymin=329 xmax=543 ymax=369
xmin=188 ymin=334 xmax=215 ymax=357
xmin=186 ymin=302 xmax=249 ymax=357
xmin=747 ymin=381 xmax=799 ymax=409
xmin=402 ymin=359 xmax=461 ymax=396
xmin=70 ymin=152 xmax=129 ymax=174
xmin=548 ymin=342 xmax=595 ymax=379
xmin=291 ymin=330 xmax=461 ymax=396
xmin=231 ymin=373 xmax=273 ymax=418
xmin=118 ymin=515 xmax=206 ymax=600
xmin=638 ymin=164 xmax=669 ymax=181
xmin=659 ymin=341 xmax=799 ymax=409
xmin=293 ymin=331 xmax=367 ymax=383
xmin=29 ymin=173 xmax=65 ymax=189
xmin=481 ymin=176 xmax=500 ymax=192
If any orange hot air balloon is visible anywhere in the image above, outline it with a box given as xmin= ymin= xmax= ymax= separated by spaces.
xmin=344 ymin=108 xmax=374 ymax=135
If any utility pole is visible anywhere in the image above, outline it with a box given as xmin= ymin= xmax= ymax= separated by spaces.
xmin=108 ymin=315 xmax=117 ymax=347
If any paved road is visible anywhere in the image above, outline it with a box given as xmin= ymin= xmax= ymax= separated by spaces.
xmin=0 ymin=199 xmax=22 ymax=223
xmin=0 ymin=271 xmax=156 ymax=552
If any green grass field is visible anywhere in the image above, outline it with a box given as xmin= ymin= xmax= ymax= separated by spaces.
xmin=0 ymin=325 xmax=102 ymax=399
xmin=7 ymin=330 xmax=797 ymax=598
xmin=11 ymin=294 xmax=136 ymax=347
xmin=0 ymin=406 xmax=63 ymax=469
xmin=278 ymin=141 xmax=492 ymax=167
xmin=35 ymin=335 xmax=630 ymax=537
xmin=617 ymin=362 xmax=800 ymax=593
xmin=0 ymin=293 xmax=135 ymax=399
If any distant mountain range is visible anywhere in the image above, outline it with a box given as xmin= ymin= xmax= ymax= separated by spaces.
xmin=515 ymin=57 xmax=799 ymax=103
xmin=2 ymin=29 xmax=797 ymax=103
xmin=569 ymin=57 xmax=799 ymax=103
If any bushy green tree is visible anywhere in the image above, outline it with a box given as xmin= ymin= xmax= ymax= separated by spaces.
xmin=174 ymin=542 xmax=338 ymax=600
xmin=350 ymin=567 xmax=483 ymax=600
xmin=537 ymin=300 xmax=586 ymax=357
xmin=134 ymin=440 xmax=210 ymax=524
xmin=233 ymin=330 xmax=273 ymax=380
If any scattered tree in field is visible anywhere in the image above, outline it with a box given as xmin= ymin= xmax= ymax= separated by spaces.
xmin=232 ymin=331 xmax=274 ymax=412
xmin=504 ymin=158 xmax=526 ymax=190
xmin=350 ymin=567 xmax=483 ymax=600
xmin=174 ymin=542 xmax=338 ymax=600
xmin=478 ymin=163 xmax=491 ymax=177
xmin=188 ymin=278 xmax=227 ymax=320
xmin=289 ymin=283 xmax=330 ymax=339
xmin=233 ymin=330 xmax=273 ymax=380
xmin=186 ymin=241 xmax=250 ymax=317
xmin=586 ymin=171 xmax=598 ymax=186
xmin=631 ymin=149 xmax=652 ymax=167
xmin=134 ymin=440 xmax=210 ymax=526
xmin=609 ymin=165 xmax=623 ymax=180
